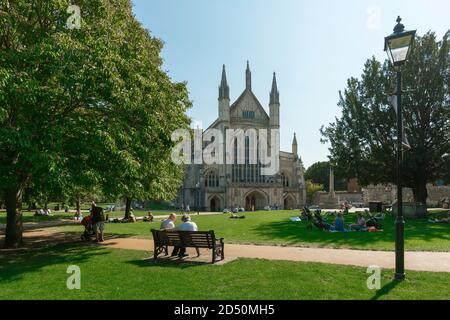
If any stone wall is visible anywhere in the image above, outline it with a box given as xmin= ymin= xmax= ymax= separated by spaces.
xmin=313 ymin=191 xmax=363 ymax=208
xmin=362 ymin=184 xmax=450 ymax=206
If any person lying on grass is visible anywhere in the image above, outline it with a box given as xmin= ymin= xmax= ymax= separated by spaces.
xmin=429 ymin=211 xmax=450 ymax=224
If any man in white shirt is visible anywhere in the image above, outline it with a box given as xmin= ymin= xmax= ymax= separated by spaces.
xmin=172 ymin=214 xmax=199 ymax=258
xmin=160 ymin=213 xmax=177 ymax=230
xmin=159 ymin=213 xmax=185 ymax=257
xmin=178 ymin=214 xmax=198 ymax=231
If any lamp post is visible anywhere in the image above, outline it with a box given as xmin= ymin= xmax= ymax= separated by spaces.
xmin=196 ymin=182 xmax=200 ymax=215
xmin=384 ymin=16 xmax=416 ymax=281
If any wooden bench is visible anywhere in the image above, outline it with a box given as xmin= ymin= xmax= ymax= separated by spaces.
xmin=151 ymin=229 xmax=225 ymax=264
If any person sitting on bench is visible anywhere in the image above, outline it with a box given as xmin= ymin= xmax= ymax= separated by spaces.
xmin=177 ymin=214 xmax=198 ymax=231
xmin=172 ymin=214 xmax=198 ymax=258
xmin=160 ymin=213 xmax=186 ymax=257
xmin=160 ymin=213 xmax=177 ymax=230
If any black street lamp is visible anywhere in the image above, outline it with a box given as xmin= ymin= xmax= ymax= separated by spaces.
xmin=196 ymin=182 xmax=200 ymax=215
xmin=384 ymin=16 xmax=416 ymax=281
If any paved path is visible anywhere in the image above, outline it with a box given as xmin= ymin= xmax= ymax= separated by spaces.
xmin=102 ymin=237 xmax=450 ymax=273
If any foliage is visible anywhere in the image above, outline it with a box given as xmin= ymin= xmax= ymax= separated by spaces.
xmin=304 ymin=161 xmax=347 ymax=191
xmin=305 ymin=180 xmax=324 ymax=204
xmin=0 ymin=0 xmax=191 ymax=247
xmin=321 ymin=31 xmax=450 ymax=203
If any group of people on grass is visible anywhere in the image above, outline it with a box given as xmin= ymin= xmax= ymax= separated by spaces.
xmin=159 ymin=213 xmax=199 ymax=258
xmin=301 ymin=207 xmax=383 ymax=233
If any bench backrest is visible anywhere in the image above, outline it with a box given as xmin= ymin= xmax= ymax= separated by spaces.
xmin=151 ymin=229 xmax=216 ymax=248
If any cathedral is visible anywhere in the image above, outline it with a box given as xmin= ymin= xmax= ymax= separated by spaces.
xmin=178 ymin=62 xmax=306 ymax=212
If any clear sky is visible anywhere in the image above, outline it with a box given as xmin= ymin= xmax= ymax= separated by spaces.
xmin=132 ymin=0 xmax=449 ymax=168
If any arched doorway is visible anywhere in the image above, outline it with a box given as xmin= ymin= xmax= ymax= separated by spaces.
xmin=210 ymin=196 xmax=221 ymax=212
xmin=245 ymin=190 xmax=268 ymax=211
xmin=283 ymin=195 xmax=295 ymax=210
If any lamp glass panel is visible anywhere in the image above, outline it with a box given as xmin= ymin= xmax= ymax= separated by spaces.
xmin=387 ymin=34 xmax=413 ymax=64
xmin=390 ymin=46 xmax=410 ymax=64
xmin=388 ymin=34 xmax=413 ymax=50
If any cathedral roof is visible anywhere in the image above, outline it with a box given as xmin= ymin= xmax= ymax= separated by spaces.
xmin=229 ymin=89 xmax=270 ymax=121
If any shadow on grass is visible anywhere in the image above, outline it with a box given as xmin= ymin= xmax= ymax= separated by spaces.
xmin=126 ymin=257 xmax=209 ymax=270
xmin=0 ymin=242 xmax=112 ymax=284
xmin=370 ymin=280 xmax=401 ymax=300
xmin=251 ymin=215 xmax=450 ymax=250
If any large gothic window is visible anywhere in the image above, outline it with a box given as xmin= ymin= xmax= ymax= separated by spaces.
xmin=281 ymin=173 xmax=290 ymax=188
xmin=205 ymin=171 xmax=219 ymax=188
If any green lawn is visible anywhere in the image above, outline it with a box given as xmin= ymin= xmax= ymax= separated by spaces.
xmin=0 ymin=244 xmax=447 ymax=300
xmin=50 ymin=210 xmax=450 ymax=252
xmin=0 ymin=212 xmax=73 ymax=225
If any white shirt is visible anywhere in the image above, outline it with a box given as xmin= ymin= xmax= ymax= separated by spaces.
xmin=160 ymin=219 xmax=175 ymax=230
xmin=178 ymin=221 xmax=198 ymax=232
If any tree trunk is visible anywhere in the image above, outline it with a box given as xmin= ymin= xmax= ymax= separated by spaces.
xmin=4 ymin=188 xmax=24 ymax=248
xmin=412 ymin=183 xmax=428 ymax=204
xmin=124 ymin=197 xmax=132 ymax=219
xmin=75 ymin=195 xmax=81 ymax=213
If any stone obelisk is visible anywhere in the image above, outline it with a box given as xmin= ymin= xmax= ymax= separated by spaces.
xmin=329 ymin=167 xmax=336 ymax=199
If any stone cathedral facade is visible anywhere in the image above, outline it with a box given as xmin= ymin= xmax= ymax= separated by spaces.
xmin=177 ymin=62 xmax=306 ymax=212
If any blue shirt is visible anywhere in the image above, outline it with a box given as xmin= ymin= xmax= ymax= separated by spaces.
xmin=334 ymin=217 xmax=345 ymax=232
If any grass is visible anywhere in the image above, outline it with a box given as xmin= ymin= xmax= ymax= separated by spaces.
xmin=0 ymin=212 xmax=72 ymax=225
xmin=0 ymin=243 xmax=448 ymax=300
xmin=48 ymin=210 xmax=450 ymax=252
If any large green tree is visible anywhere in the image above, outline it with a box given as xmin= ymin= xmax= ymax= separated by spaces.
xmin=321 ymin=31 xmax=450 ymax=204
xmin=304 ymin=161 xmax=346 ymax=192
xmin=0 ymin=0 xmax=191 ymax=247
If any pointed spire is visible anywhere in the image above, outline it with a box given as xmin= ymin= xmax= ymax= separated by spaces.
xmin=270 ymin=72 xmax=280 ymax=105
xmin=219 ymin=64 xmax=230 ymax=100
xmin=245 ymin=60 xmax=252 ymax=91
xmin=292 ymin=132 xmax=298 ymax=157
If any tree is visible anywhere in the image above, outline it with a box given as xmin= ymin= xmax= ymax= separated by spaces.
xmin=0 ymin=0 xmax=191 ymax=247
xmin=321 ymin=31 xmax=450 ymax=204
xmin=443 ymin=153 xmax=450 ymax=185
xmin=305 ymin=180 xmax=324 ymax=205
xmin=304 ymin=161 xmax=347 ymax=192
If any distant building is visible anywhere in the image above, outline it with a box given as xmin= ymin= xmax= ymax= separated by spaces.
xmin=177 ymin=62 xmax=306 ymax=211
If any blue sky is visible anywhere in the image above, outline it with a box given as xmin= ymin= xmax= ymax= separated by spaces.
xmin=132 ymin=0 xmax=449 ymax=168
